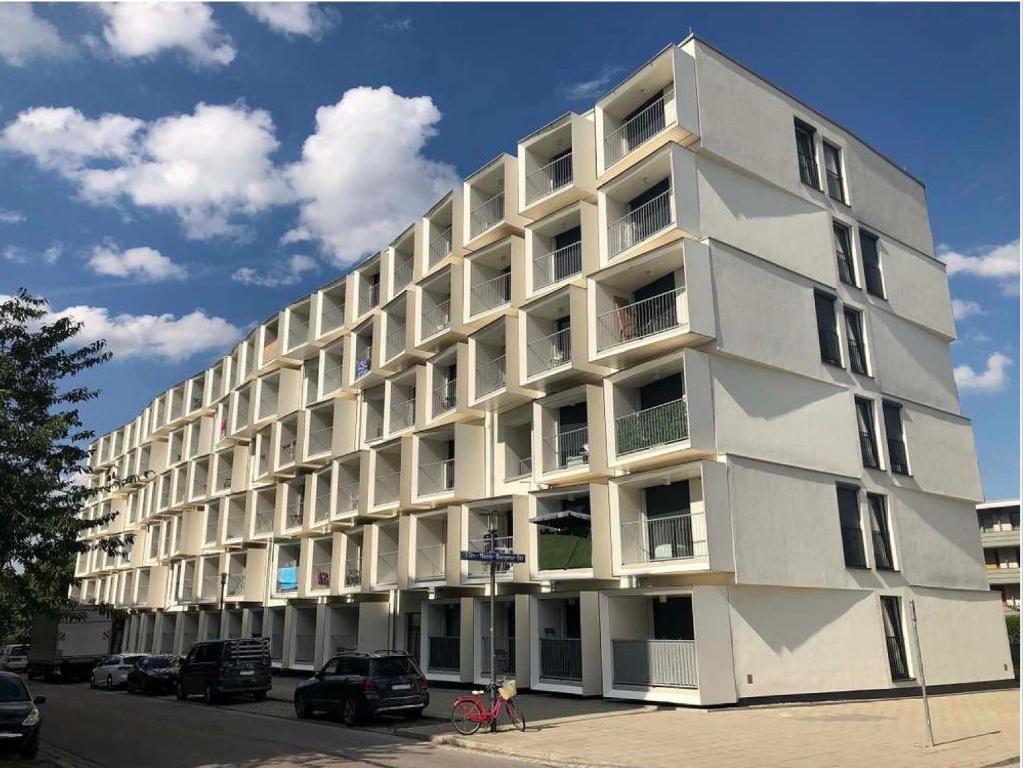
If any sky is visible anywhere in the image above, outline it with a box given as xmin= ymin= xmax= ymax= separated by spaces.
xmin=0 ymin=2 xmax=1019 ymax=499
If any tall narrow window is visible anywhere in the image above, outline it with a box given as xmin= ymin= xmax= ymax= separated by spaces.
xmin=833 ymin=223 xmax=857 ymax=286
xmin=859 ymin=231 xmax=885 ymax=298
xmin=844 ymin=307 xmax=868 ymax=375
xmin=883 ymin=400 xmax=910 ymax=475
xmin=823 ymin=141 xmax=846 ymax=203
xmin=880 ymin=596 xmax=910 ymax=680
xmin=868 ymin=494 xmax=895 ymax=570
xmin=814 ymin=292 xmax=842 ymax=366
xmin=794 ymin=119 xmax=819 ymax=188
xmin=855 ymin=397 xmax=880 ymax=469
xmin=837 ymin=485 xmax=867 ymax=568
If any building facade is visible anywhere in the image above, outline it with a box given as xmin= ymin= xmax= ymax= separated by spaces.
xmin=74 ymin=36 xmax=1014 ymax=705
xmin=977 ymin=500 xmax=1020 ymax=612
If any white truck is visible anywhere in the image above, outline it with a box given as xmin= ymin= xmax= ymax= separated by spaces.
xmin=27 ymin=606 xmax=120 ymax=681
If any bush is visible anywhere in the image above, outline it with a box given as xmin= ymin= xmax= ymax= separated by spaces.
xmin=1006 ymin=613 xmax=1019 ymax=644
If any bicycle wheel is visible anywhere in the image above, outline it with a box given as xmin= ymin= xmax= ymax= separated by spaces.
xmin=451 ymin=699 xmax=484 ymax=735
xmin=503 ymin=698 xmax=526 ymax=732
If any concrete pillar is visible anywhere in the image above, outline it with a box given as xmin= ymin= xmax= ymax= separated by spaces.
xmin=692 ymin=585 xmax=737 ymax=705
xmin=282 ymin=604 xmax=296 ymax=668
xmin=313 ymin=601 xmax=327 ymax=668
xmin=580 ymin=590 xmax=603 ymax=696
xmin=459 ymin=596 xmax=475 ymax=683
xmin=173 ymin=612 xmax=186 ymax=656
xmin=514 ymin=593 xmax=531 ymax=688
xmin=358 ymin=600 xmax=389 ymax=651
xmin=240 ymin=608 xmax=253 ymax=638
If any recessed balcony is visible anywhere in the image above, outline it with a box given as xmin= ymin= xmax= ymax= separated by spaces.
xmin=250 ymin=488 xmax=276 ymax=539
xmin=386 ymin=370 xmax=418 ymax=437
xmin=416 ymin=430 xmax=456 ymax=502
xmin=387 ymin=224 xmax=417 ymax=300
xmin=463 ymin=154 xmax=525 ymax=251
xmin=498 ymin=405 xmax=533 ymax=486
xmin=308 ymin=537 xmax=333 ymax=594
xmin=371 ymin=444 xmax=402 ymax=510
xmin=467 ymin=240 xmax=515 ymax=320
xmin=375 ymin=522 xmax=400 ymax=587
xmin=334 ymin=456 xmax=362 ymax=521
xmin=422 ymin=191 xmax=460 ymax=276
xmin=414 ymin=513 xmax=447 ymax=584
xmin=314 ymin=279 xmax=348 ymax=341
xmin=362 ymin=386 xmax=386 ymax=446
xmin=318 ymin=341 xmax=346 ymax=399
xmin=527 ymin=203 xmax=596 ymax=297
xmin=275 ymin=543 xmax=301 ymax=596
xmin=530 ymin=486 xmax=595 ymax=577
xmin=518 ymin=113 xmax=596 ymax=220
xmin=342 ymin=530 xmax=363 ymax=590
xmin=283 ymin=301 xmax=313 ymax=359
xmin=535 ymin=385 xmax=608 ymax=485
xmin=258 ymin=317 xmax=280 ymax=372
xmin=355 ymin=258 xmax=382 ymax=319
xmin=416 ymin=266 xmax=458 ymax=349
xmin=281 ymin=477 xmax=306 ymax=532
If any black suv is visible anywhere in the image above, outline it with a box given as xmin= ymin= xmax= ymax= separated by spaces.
xmin=176 ymin=638 xmax=271 ymax=704
xmin=294 ymin=651 xmax=428 ymax=726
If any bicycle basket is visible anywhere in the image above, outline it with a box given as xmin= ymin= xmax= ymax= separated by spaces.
xmin=497 ymin=680 xmax=517 ymax=700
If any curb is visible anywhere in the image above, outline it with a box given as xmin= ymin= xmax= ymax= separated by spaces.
xmin=408 ymin=731 xmax=641 ymax=768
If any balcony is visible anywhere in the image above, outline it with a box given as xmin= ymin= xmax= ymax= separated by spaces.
xmin=475 ymin=355 xmax=506 ymax=399
xmin=392 ymin=258 xmax=413 ymax=294
xmin=419 ymin=458 xmax=455 ymax=497
xmin=620 ymin=510 xmax=705 ymax=564
xmin=311 ymin=559 xmax=332 ymax=592
xmin=604 ymin=90 xmax=670 ymax=169
xmin=596 ymin=286 xmax=685 ymax=352
xmin=611 ymin=639 xmax=697 ymax=689
xmin=542 ymin=426 xmax=588 ymax=472
xmin=421 ymin=298 xmax=451 ymax=341
xmin=358 ymin=278 xmax=380 ymax=317
xmin=539 ymin=637 xmax=583 ymax=683
xmin=469 ymin=272 xmax=511 ymax=317
xmin=607 ymin=188 xmax=672 ymax=258
xmin=374 ymin=471 xmax=400 ymax=507
xmin=527 ymin=327 xmax=571 ymax=378
xmin=525 ymin=153 xmax=572 ymax=206
xmin=615 ymin=397 xmax=688 ymax=456
xmin=480 ymin=635 xmax=516 ymax=676
xmin=534 ymin=240 xmax=582 ymax=293
xmin=376 ymin=547 xmax=398 ymax=585
xmin=390 ymin=397 xmax=416 ymax=433
xmin=429 ymin=225 xmax=453 ymax=269
xmin=470 ymin=192 xmax=504 ymax=240
xmin=432 ymin=375 xmax=457 ymax=418
xmin=316 ymin=281 xmax=347 ymax=338
xmin=344 ymin=552 xmax=362 ymax=588
xmin=428 ymin=635 xmax=460 ymax=673
xmin=385 ymin=323 xmax=406 ymax=362
xmin=415 ymin=542 xmax=446 ymax=582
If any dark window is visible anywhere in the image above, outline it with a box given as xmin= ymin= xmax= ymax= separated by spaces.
xmin=823 ymin=141 xmax=846 ymax=203
xmin=844 ymin=307 xmax=868 ymax=375
xmin=855 ymin=397 xmax=880 ymax=469
xmin=868 ymin=494 xmax=895 ymax=570
xmin=553 ymin=226 xmax=582 ymax=281
xmin=833 ymin=223 xmax=857 ymax=286
xmin=320 ymin=658 xmax=340 ymax=675
xmin=794 ymin=120 xmax=819 ymax=188
xmin=652 ymin=596 xmax=695 ymax=640
xmin=880 ymin=596 xmax=910 ymax=680
xmin=837 ymin=485 xmax=867 ymax=568
xmin=859 ymin=232 xmax=885 ymax=298
xmin=883 ymin=401 xmax=910 ymax=475
xmin=627 ymin=177 xmax=671 ymax=212
xmin=814 ymin=292 xmax=842 ymax=366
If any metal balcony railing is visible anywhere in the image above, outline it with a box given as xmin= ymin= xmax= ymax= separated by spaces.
xmin=526 ymin=153 xmax=573 ymax=204
xmin=607 ymin=188 xmax=673 ymax=256
xmin=322 ymin=358 xmax=343 ymax=393
xmin=320 ymin=303 xmax=345 ymax=333
xmin=226 ymin=573 xmax=245 ymax=596
xmin=469 ymin=191 xmax=504 ymax=238
xmin=614 ymin=396 xmax=688 ymax=456
xmin=433 ymin=377 xmax=457 ymax=416
xmin=393 ymin=258 xmax=413 ymax=291
xmin=337 ymin=484 xmax=359 ymax=514
xmin=415 ymin=543 xmax=446 ymax=581
xmin=533 ymin=240 xmax=582 ymax=291
xmin=428 ymin=635 xmax=460 ymax=671
xmin=354 ymin=347 xmax=372 ymax=380
xmin=469 ymin=272 xmax=511 ymax=315
xmin=385 ymin=323 xmax=406 ymax=361
xmin=216 ymin=469 xmax=232 ymax=492
xmin=359 ymin=281 xmax=379 ymax=315
xmin=480 ymin=635 xmax=515 ymax=675
xmin=604 ymin=89 xmax=670 ymax=167
xmin=287 ymin=318 xmax=309 ymax=351
xmin=376 ymin=549 xmax=399 ymax=584
xmin=419 ymin=458 xmax=455 ymax=496
xmin=279 ymin=438 xmax=297 ymax=467
xmin=527 ymin=327 xmax=571 ymax=376
xmin=467 ymin=534 xmax=514 ymax=578
xmin=204 ymin=515 xmax=219 ymax=544
xmin=542 ymin=425 xmax=588 ymax=472
xmin=421 ymin=299 xmax=450 ymax=339
xmin=429 ymin=225 xmax=453 ymax=267
xmin=180 ymin=576 xmax=194 ymax=602
xmin=596 ymin=286 xmax=684 ymax=351
xmin=313 ymin=490 xmax=330 ymax=523
xmin=344 ymin=555 xmax=362 ymax=587
xmin=365 ymin=413 xmax=384 ymax=443
xmin=307 ymin=424 xmax=332 ymax=456
xmin=311 ymin=560 xmax=332 ymax=590
xmin=475 ymin=355 xmax=506 ymax=397
xmin=611 ymin=639 xmax=697 ymax=688
xmin=887 ymin=438 xmax=909 ymax=475
xmin=620 ymin=511 xmax=705 ymax=564
xmin=255 ymin=509 xmax=274 ymax=535
xmin=285 ymin=499 xmax=303 ymax=529
xmin=374 ymin=471 xmax=400 ymax=505
xmin=539 ymin=637 xmax=583 ymax=682
xmin=389 ymin=397 xmax=416 ymax=432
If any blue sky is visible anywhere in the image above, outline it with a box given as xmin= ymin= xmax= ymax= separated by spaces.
xmin=0 ymin=2 xmax=1019 ymax=498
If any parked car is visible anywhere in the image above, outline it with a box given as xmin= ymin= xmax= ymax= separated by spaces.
xmin=0 ymin=645 xmax=29 ymax=672
xmin=126 ymin=656 xmax=179 ymax=695
xmin=176 ymin=638 xmax=271 ymax=704
xmin=0 ymin=671 xmax=45 ymax=760
xmin=90 ymin=653 xmax=148 ymax=690
xmin=294 ymin=651 xmax=429 ymax=726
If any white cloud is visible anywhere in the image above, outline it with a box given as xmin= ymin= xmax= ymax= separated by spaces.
xmin=939 ymin=239 xmax=1021 ymax=295
xmin=951 ymin=298 xmax=985 ymax=322
xmin=561 ymin=66 xmax=623 ymax=101
xmin=43 ymin=244 xmax=62 ymax=264
xmin=2 ymin=243 xmax=61 ymax=265
xmin=87 ymin=243 xmax=187 ymax=281
xmin=0 ymin=209 xmax=26 ymax=224
xmin=0 ymin=4 xmax=70 ymax=66
xmin=954 ymin=352 xmax=1012 ymax=394
xmin=286 ymin=86 xmax=459 ymax=266
xmin=244 ymin=3 xmax=336 ymax=38
xmin=96 ymin=2 xmax=235 ymax=67
xmin=232 ymin=253 xmax=317 ymax=287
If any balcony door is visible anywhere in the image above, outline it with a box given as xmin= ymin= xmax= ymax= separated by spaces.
xmin=553 ymin=226 xmax=581 ymax=282
xmin=633 ymin=272 xmax=677 ymax=336
xmin=643 ymin=481 xmax=692 ymax=560
xmin=652 ymin=596 xmax=694 ymax=641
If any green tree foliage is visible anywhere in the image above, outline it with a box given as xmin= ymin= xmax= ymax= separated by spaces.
xmin=0 ymin=290 xmax=142 ymax=641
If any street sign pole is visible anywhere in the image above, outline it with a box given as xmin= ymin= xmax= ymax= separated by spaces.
xmin=908 ymin=599 xmax=934 ymax=747
xmin=488 ymin=512 xmax=497 ymax=733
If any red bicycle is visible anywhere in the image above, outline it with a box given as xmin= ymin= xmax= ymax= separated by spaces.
xmin=451 ymin=679 xmax=526 ymax=734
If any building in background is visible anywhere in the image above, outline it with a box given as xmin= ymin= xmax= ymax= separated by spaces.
xmin=977 ymin=500 xmax=1020 ymax=612
xmin=73 ymin=35 xmax=1014 ymax=705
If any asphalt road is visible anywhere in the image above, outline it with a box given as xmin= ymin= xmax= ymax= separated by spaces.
xmin=21 ymin=680 xmax=529 ymax=768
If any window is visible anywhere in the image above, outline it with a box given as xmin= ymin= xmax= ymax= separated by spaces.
xmin=882 ymin=400 xmax=910 ymax=475
xmin=833 ymin=223 xmax=857 ymax=286
xmin=814 ymin=292 xmax=842 ymax=366
xmin=794 ymin=119 xmax=819 ymax=188
xmin=836 ymin=485 xmax=867 ymax=568
xmin=844 ymin=307 xmax=868 ymax=375
xmin=880 ymin=596 xmax=910 ymax=680
xmin=859 ymin=231 xmax=885 ymax=298
xmin=855 ymin=397 xmax=880 ymax=469
xmin=868 ymin=494 xmax=895 ymax=570
xmin=823 ymin=141 xmax=846 ymax=203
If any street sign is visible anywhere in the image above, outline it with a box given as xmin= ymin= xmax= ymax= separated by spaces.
xmin=460 ymin=550 xmax=525 ymax=564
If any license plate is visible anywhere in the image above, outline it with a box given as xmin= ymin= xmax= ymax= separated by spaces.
xmin=392 ymin=683 xmax=411 ymax=690
xmin=240 ymin=670 xmax=254 ymax=676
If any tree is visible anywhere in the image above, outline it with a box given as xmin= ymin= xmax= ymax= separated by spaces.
xmin=0 ymin=290 xmax=136 ymax=641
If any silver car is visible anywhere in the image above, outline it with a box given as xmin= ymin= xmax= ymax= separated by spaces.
xmin=90 ymin=654 xmax=148 ymax=690
xmin=0 ymin=645 xmax=29 ymax=672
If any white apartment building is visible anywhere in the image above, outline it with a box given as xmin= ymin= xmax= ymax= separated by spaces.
xmin=977 ymin=500 xmax=1021 ymax=612
xmin=74 ymin=36 xmax=1014 ymax=705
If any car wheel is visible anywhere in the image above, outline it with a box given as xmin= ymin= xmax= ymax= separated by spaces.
xmin=403 ymin=708 xmax=423 ymax=722
xmin=106 ymin=675 xmax=113 ymax=691
xmin=176 ymin=682 xmax=187 ymax=701
xmin=204 ymin=684 xmax=219 ymax=705
xmin=294 ymin=693 xmax=311 ymax=719
xmin=89 ymin=674 xmax=97 ymax=689
xmin=341 ymin=697 xmax=363 ymax=727
xmin=252 ymin=690 xmax=266 ymax=702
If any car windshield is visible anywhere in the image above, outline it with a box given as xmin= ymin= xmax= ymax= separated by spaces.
xmin=371 ymin=657 xmax=416 ymax=677
xmin=124 ymin=655 xmax=146 ymax=664
xmin=9 ymin=645 xmax=27 ymax=655
xmin=0 ymin=678 xmax=29 ymax=702
xmin=147 ymin=658 xmax=174 ymax=669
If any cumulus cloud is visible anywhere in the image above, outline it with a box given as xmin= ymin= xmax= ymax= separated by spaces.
xmin=3 ymin=243 xmax=61 ymax=265
xmin=286 ymin=86 xmax=459 ymax=266
xmin=954 ymin=352 xmax=1012 ymax=394
xmin=232 ymin=253 xmax=318 ymax=287
xmin=951 ymin=299 xmax=985 ymax=322
xmin=87 ymin=243 xmax=187 ymax=281
xmin=561 ymin=66 xmax=623 ymax=100
xmin=244 ymin=3 xmax=336 ymax=38
xmin=0 ymin=4 xmax=71 ymax=66
xmin=939 ymin=239 xmax=1021 ymax=295
xmin=95 ymin=2 xmax=235 ymax=67
xmin=0 ymin=209 xmax=27 ymax=224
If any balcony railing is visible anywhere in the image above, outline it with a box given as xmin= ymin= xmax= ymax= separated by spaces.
xmin=604 ymin=90 xmax=670 ymax=167
xmin=374 ymin=471 xmax=400 ymax=505
xmin=279 ymin=438 xmax=297 ymax=467
xmin=596 ymin=286 xmax=684 ymax=351
xmin=285 ymin=498 xmax=303 ymax=529
xmin=322 ymin=358 xmax=343 ymax=393
xmin=428 ymin=635 xmax=460 ymax=671
xmin=887 ymin=438 xmax=909 ymax=475
xmin=376 ymin=549 xmax=399 ymax=584
xmin=359 ymin=281 xmax=379 ymax=315
xmin=526 ymin=153 xmax=573 ymax=204
xmin=311 ymin=560 xmax=332 ymax=590
xmin=527 ymin=327 xmax=572 ymax=377
xmin=608 ymin=188 xmax=673 ymax=257
xmin=542 ymin=425 xmax=588 ymax=472
xmin=313 ymin=490 xmax=330 ymax=523
xmin=614 ymin=396 xmax=688 ymax=456
xmin=620 ymin=511 xmax=705 ymax=564
xmin=419 ymin=458 xmax=455 ymax=496
xmin=467 ymin=534 xmax=514 ymax=578
xmin=475 ymin=355 xmax=506 ymax=397
xmin=307 ymin=424 xmax=332 ymax=456
xmin=344 ymin=555 xmax=362 ymax=587
xmin=415 ymin=543 xmax=446 ymax=581
xmin=255 ymin=509 xmax=274 ymax=535
xmin=539 ymin=637 xmax=583 ymax=682
xmin=226 ymin=573 xmax=245 ymax=596
xmin=287 ymin=318 xmax=309 ymax=351
xmin=432 ymin=377 xmax=457 ymax=416
xmin=365 ymin=412 xmax=384 ymax=443
xmin=480 ymin=635 xmax=515 ymax=675
xmin=389 ymin=397 xmax=416 ymax=432
xmin=337 ymin=483 xmax=360 ymax=514
xmin=611 ymin=638 xmax=697 ymax=688
xmin=385 ymin=323 xmax=406 ymax=361
xmin=469 ymin=272 xmax=511 ymax=316
xmin=534 ymin=240 xmax=582 ymax=291
xmin=422 ymin=299 xmax=451 ymax=339
xmin=393 ymin=258 xmax=413 ymax=291
xmin=429 ymin=226 xmax=452 ymax=267
xmin=320 ymin=303 xmax=345 ymax=334
xmin=469 ymin=191 xmax=504 ymax=238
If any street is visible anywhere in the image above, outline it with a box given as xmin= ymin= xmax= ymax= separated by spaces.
xmin=19 ymin=679 xmax=531 ymax=768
